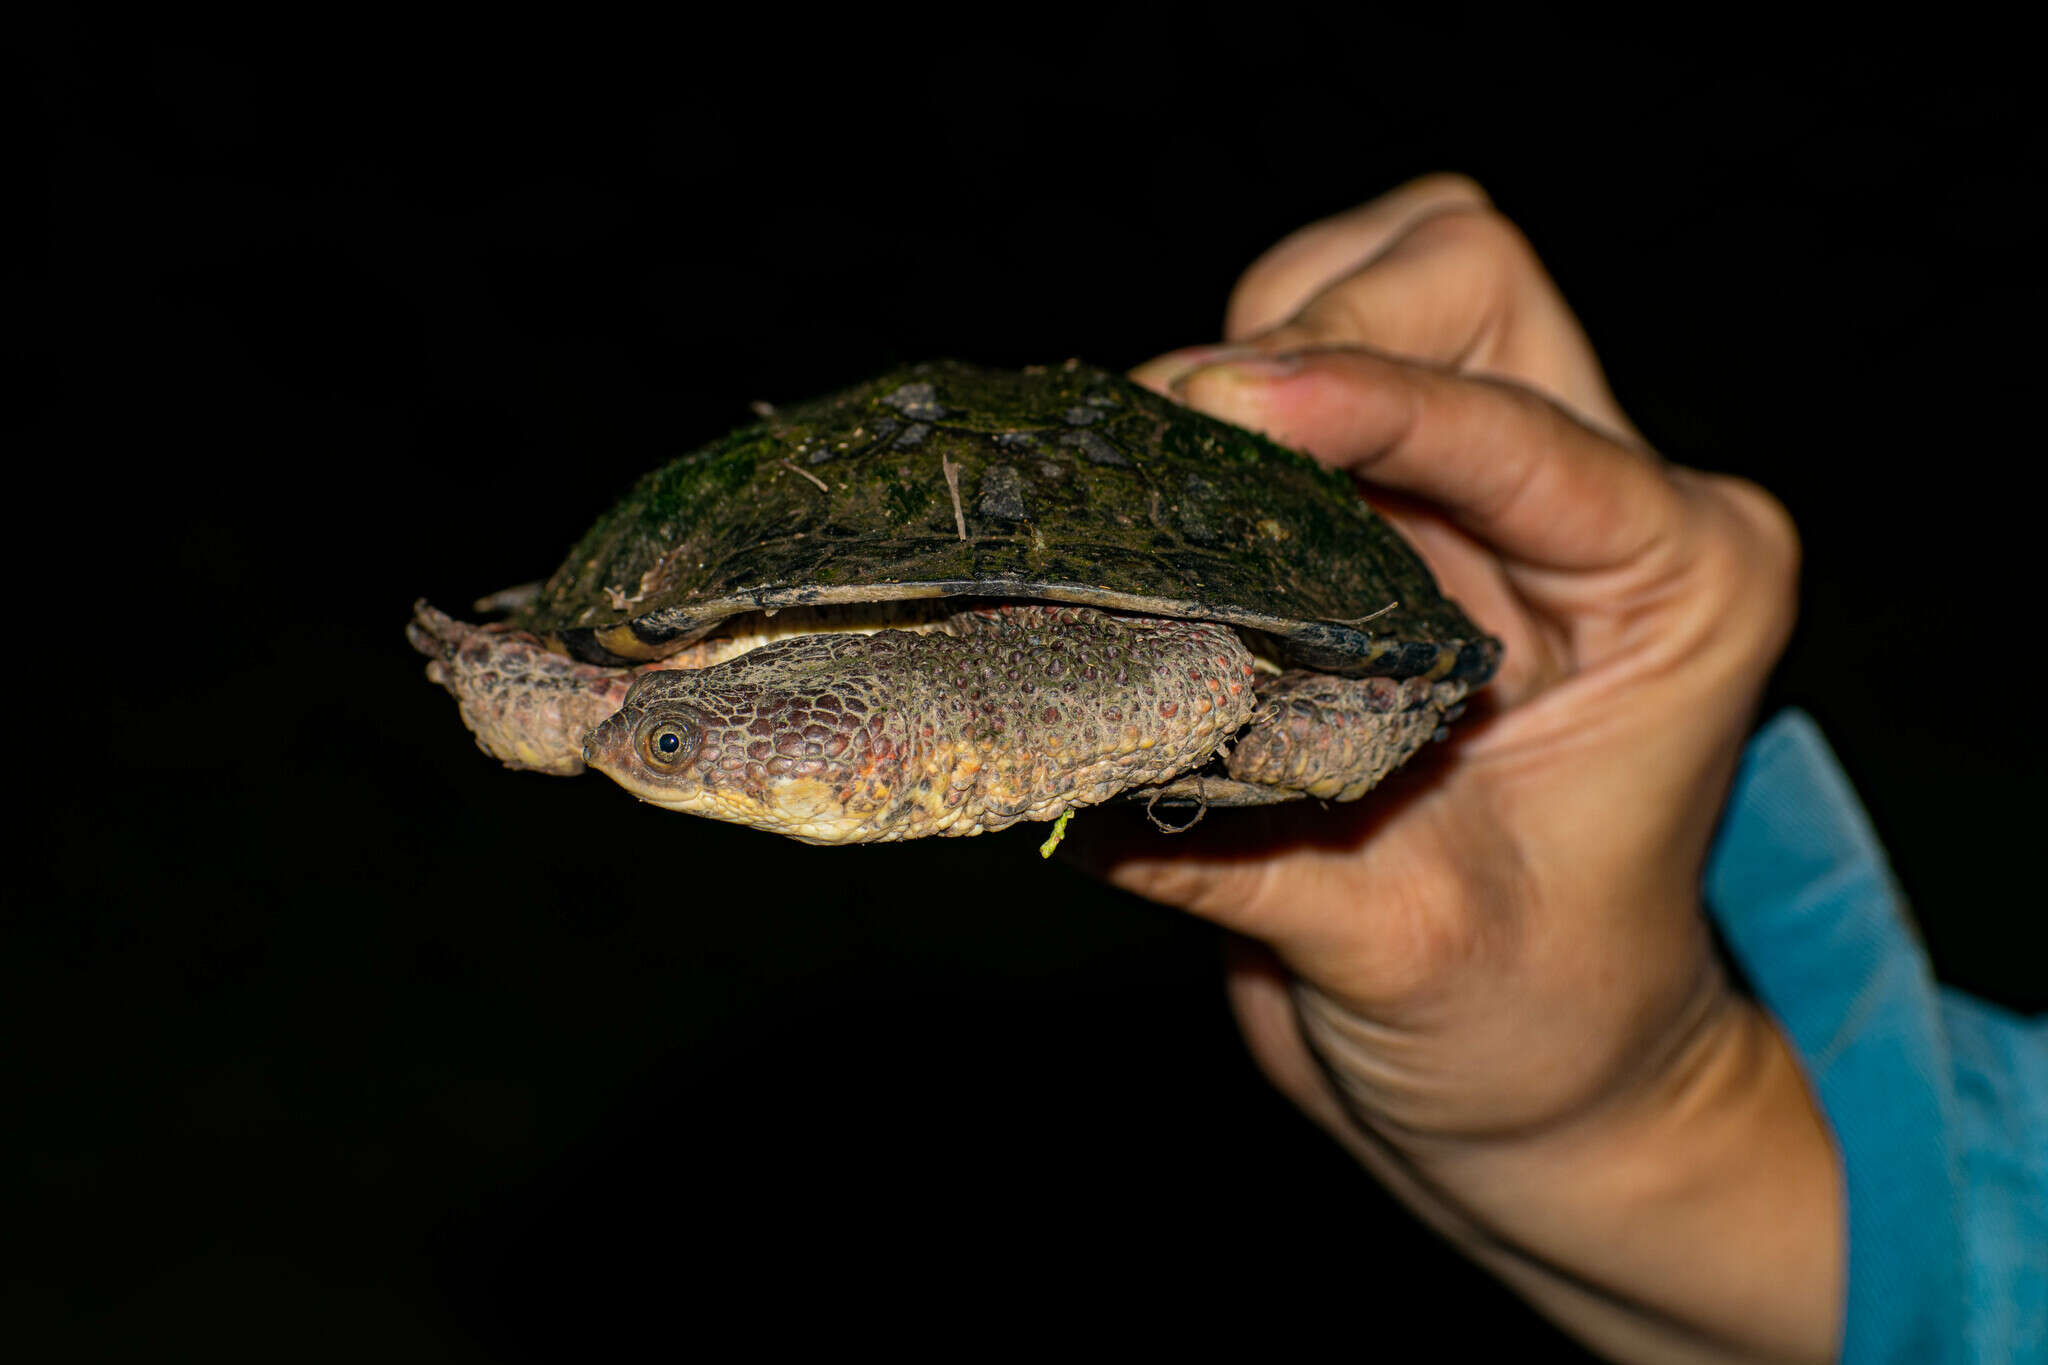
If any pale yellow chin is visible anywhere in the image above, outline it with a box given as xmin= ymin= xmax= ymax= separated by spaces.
xmin=602 ymin=772 xmax=883 ymax=845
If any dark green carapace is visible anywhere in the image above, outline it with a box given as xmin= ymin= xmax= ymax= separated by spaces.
xmin=520 ymin=360 xmax=1499 ymax=683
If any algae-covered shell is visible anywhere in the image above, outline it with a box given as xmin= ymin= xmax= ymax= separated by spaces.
xmin=517 ymin=359 xmax=1499 ymax=684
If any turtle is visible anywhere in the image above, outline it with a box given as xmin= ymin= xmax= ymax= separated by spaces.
xmin=407 ymin=359 xmax=1500 ymax=845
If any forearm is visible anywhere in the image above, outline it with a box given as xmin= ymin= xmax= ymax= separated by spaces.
xmin=1300 ymin=988 xmax=1841 ymax=1364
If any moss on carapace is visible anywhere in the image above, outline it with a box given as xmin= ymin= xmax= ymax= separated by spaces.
xmin=517 ymin=360 xmax=1498 ymax=682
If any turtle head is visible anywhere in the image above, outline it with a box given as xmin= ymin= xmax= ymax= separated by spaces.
xmin=584 ymin=697 xmax=706 ymax=781
xmin=581 ymin=655 xmax=889 ymax=843
xmin=582 ymin=685 xmax=719 ymax=810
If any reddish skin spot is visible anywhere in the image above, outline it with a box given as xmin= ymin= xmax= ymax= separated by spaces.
xmin=1042 ymin=707 xmax=1060 ymax=724
xmin=1159 ymin=701 xmax=1178 ymax=718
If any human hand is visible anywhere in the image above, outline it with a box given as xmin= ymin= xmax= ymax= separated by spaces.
xmin=1082 ymin=178 xmax=1838 ymax=1362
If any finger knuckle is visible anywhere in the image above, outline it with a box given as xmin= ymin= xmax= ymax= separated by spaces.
xmin=1685 ymin=473 xmax=1802 ymax=643
xmin=1224 ymin=271 xmax=1286 ymax=339
xmin=1400 ymin=170 xmax=1493 ymax=208
xmin=1714 ymin=475 xmax=1802 ymax=584
xmin=1404 ymin=202 xmax=1539 ymax=275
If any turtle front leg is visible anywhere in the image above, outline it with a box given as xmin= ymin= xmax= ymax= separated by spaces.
xmin=1222 ymin=671 xmax=1469 ymax=802
xmin=408 ymin=601 xmax=638 ymax=775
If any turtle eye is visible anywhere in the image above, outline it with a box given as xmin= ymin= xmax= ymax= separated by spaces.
xmin=643 ymin=720 xmax=697 ymax=767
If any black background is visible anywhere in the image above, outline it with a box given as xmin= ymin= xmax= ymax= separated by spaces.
xmin=22 ymin=16 xmax=2044 ymax=1361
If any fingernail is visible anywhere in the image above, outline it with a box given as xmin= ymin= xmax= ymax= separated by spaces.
xmin=1132 ymin=344 xmax=1289 ymax=396
xmin=1171 ymin=351 xmax=1304 ymax=399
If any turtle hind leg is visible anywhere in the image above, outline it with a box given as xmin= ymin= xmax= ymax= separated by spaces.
xmin=1221 ymin=671 xmax=1469 ymax=803
xmin=407 ymin=600 xmax=635 ymax=776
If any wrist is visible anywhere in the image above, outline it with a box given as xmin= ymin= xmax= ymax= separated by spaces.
xmin=1296 ymin=975 xmax=1842 ymax=1362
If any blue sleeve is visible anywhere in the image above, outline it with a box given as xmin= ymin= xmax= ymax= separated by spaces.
xmin=1704 ymin=709 xmax=2047 ymax=1364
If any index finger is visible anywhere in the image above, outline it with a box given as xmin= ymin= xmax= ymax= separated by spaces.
xmin=1222 ymin=174 xmax=1493 ymax=339
xmin=1177 ymin=348 xmax=1680 ymax=573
